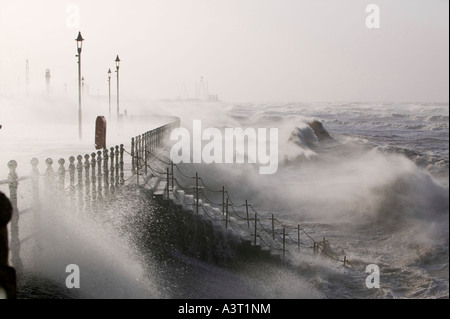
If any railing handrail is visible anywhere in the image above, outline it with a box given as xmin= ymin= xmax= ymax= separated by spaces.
xmin=129 ymin=128 xmax=349 ymax=267
xmin=0 ymin=117 xmax=180 ymax=283
xmin=1 ymin=115 xmax=347 ymax=301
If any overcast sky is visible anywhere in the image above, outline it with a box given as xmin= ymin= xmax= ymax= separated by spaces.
xmin=0 ymin=0 xmax=448 ymax=102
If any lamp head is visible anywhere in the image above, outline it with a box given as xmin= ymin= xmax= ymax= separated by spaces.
xmin=76 ymin=32 xmax=84 ymax=54
xmin=115 ymin=55 xmax=121 ymax=69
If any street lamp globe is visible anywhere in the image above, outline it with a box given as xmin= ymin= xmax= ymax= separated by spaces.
xmin=76 ymin=32 xmax=84 ymax=54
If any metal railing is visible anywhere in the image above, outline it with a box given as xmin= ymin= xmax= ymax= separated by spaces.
xmin=1 ymin=115 xmax=349 ymax=299
xmin=0 ymin=117 xmax=179 ymax=298
xmin=127 ymin=134 xmax=348 ymax=267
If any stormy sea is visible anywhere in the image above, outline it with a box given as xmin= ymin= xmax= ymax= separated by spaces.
xmin=0 ymin=97 xmax=448 ymax=299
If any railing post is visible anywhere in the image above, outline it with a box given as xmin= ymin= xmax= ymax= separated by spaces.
xmin=68 ymin=157 xmax=75 ymax=203
xmin=77 ymin=155 xmax=83 ymax=210
xmin=44 ymin=158 xmax=55 ymax=193
xmin=344 ymin=256 xmax=347 ymax=267
xmin=103 ymin=149 xmax=109 ymax=198
xmin=136 ymin=136 xmax=140 ymax=175
xmin=166 ymin=167 xmax=170 ymax=198
xmin=115 ymin=145 xmax=119 ymax=189
xmin=222 ymin=186 xmax=225 ymax=215
xmin=272 ymin=214 xmax=275 ymax=240
xmin=157 ymin=128 xmax=161 ymax=146
xmin=144 ymin=137 xmax=148 ymax=176
xmin=152 ymin=129 xmax=156 ymax=150
xmin=135 ymin=136 xmax=138 ymax=174
xmin=58 ymin=158 xmax=66 ymax=195
xmin=110 ymin=147 xmax=115 ymax=194
xmin=97 ymin=151 xmax=103 ymax=202
xmin=148 ymin=131 xmax=151 ymax=154
xmin=7 ymin=160 xmax=22 ymax=272
xmin=143 ymin=132 xmax=146 ymax=152
xmin=196 ymin=172 xmax=199 ymax=214
xmin=140 ymin=134 xmax=144 ymax=166
xmin=131 ymin=137 xmax=135 ymax=174
xmin=171 ymin=161 xmax=174 ymax=191
xmin=30 ymin=158 xmax=40 ymax=206
xmin=91 ymin=153 xmax=96 ymax=202
xmin=156 ymin=128 xmax=159 ymax=147
xmin=30 ymin=158 xmax=42 ymax=261
xmin=120 ymin=144 xmax=124 ymax=185
xmin=283 ymin=228 xmax=286 ymax=259
xmin=147 ymin=130 xmax=153 ymax=154
xmin=135 ymin=138 xmax=140 ymax=185
xmin=245 ymin=200 xmax=249 ymax=228
xmin=226 ymin=198 xmax=229 ymax=229
xmin=84 ymin=154 xmax=91 ymax=207
xmin=297 ymin=225 xmax=300 ymax=252
xmin=254 ymin=213 xmax=257 ymax=246
xmin=152 ymin=130 xmax=155 ymax=149
xmin=137 ymin=135 xmax=140 ymax=168
xmin=148 ymin=131 xmax=152 ymax=153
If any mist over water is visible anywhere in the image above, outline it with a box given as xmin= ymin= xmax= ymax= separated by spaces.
xmin=159 ymin=101 xmax=449 ymax=298
xmin=0 ymin=0 xmax=448 ymax=300
xmin=1 ymin=95 xmax=448 ymax=298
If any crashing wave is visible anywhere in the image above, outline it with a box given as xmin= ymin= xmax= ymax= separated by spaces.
xmin=283 ymin=120 xmax=336 ymax=163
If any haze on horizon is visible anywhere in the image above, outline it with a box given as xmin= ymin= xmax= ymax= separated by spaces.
xmin=0 ymin=0 xmax=448 ymax=103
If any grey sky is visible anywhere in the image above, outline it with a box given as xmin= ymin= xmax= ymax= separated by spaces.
xmin=0 ymin=0 xmax=448 ymax=102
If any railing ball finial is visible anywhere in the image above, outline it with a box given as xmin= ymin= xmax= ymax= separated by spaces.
xmin=30 ymin=158 xmax=39 ymax=167
xmin=7 ymin=160 xmax=18 ymax=171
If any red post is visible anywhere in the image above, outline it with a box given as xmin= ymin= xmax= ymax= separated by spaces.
xmin=95 ymin=116 xmax=107 ymax=150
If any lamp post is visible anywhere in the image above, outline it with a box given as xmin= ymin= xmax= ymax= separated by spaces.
xmin=81 ymin=76 xmax=85 ymax=95
xmin=108 ymin=69 xmax=112 ymax=119
xmin=115 ymin=55 xmax=121 ymax=119
xmin=75 ymin=32 xmax=84 ymax=140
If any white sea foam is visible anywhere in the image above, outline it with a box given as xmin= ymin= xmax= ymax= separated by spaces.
xmin=1 ymin=96 xmax=448 ymax=298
